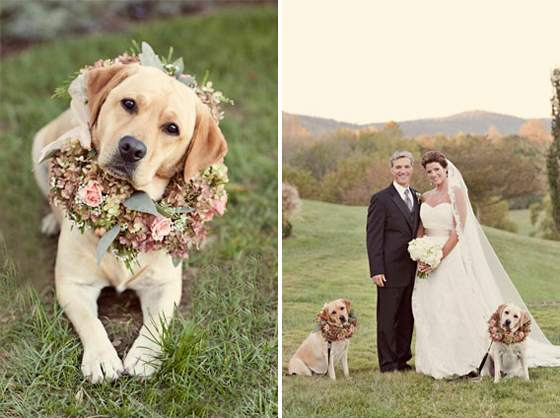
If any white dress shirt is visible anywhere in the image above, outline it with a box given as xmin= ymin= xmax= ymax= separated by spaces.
xmin=392 ymin=181 xmax=413 ymax=207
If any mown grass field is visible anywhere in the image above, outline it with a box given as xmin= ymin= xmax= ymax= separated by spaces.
xmin=0 ymin=6 xmax=278 ymax=417
xmin=282 ymin=200 xmax=560 ymax=417
xmin=508 ymin=209 xmax=535 ymax=237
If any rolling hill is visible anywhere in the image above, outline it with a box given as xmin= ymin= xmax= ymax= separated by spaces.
xmin=284 ymin=110 xmax=552 ymax=138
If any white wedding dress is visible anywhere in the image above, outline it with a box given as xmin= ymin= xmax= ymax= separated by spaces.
xmin=412 ymin=203 xmax=489 ymax=378
xmin=412 ymin=162 xmax=560 ymax=379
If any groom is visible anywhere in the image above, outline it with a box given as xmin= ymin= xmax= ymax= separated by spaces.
xmin=366 ymin=150 xmax=420 ymax=372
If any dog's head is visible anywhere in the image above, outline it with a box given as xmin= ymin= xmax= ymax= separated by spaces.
xmin=495 ymin=303 xmax=530 ymax=333
xmin=319 ymin=299 xmax=351 ymax=326
xmin=87 ymin=64 xmax=227 ymax=199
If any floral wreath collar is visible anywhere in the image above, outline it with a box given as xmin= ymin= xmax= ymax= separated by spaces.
xmin=488 ymin=312 xmax=531 ymax=344
xmin=315 ymin=311 xmax=358 ymax=342
xmin=39 ymin=42 xmax=232 ymax=273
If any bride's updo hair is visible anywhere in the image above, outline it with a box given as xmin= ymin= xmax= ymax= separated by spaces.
xmin=421 ymin=151 xmax=448 ymax=169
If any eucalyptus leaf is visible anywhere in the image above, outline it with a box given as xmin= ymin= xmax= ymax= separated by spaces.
xmin=96 ymin=224 xmax=121 ymax=265
xmin=173 ymin=57 xmax=184 ymax=78
xmin=174 ymin=206 xmax=195 ymax=214
xmin=124 ymin=192 xmax=159 ymax=216
xmin=179 ymin=76 xmax=194 ymax=86
xmin=140 ymin=42 xmax=164 ymax=71
xmin=38 ymin=148 xmax=60 ymax=165
xmin=156 ymin=205 xmax=176 ymax=219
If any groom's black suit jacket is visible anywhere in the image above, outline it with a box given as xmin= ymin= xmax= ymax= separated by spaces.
xmin=366 ymin=183 xmax=420 ymax=288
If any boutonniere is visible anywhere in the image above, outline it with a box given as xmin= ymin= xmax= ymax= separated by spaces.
xmin=415 ymin=191 xmax=423 ymax=204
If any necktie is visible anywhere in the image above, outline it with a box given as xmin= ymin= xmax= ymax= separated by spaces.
xmin=404 ymin=189 xmax=413 ymax=212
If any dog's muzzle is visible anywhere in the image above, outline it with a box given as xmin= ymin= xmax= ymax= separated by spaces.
xmin=107 ymin=136 xmax=147 ymax=180
xmin=119 ymin=136 xmax=146 ymax=162
xmin=339 ymin=315 xmax=346 ymax=323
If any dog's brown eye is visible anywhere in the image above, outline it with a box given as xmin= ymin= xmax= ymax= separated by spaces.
xmin=331 ymin=311 xmax=336 ymax=315
xmin=121 ymin=99 xmax=136 ymax=113
xmin=340 ymin=307 xmax=345 ymax=310
xmin=505 ymin=311 xmax=509 ymax=314
xmin=163 ymin=123 xmax=180 ymax=136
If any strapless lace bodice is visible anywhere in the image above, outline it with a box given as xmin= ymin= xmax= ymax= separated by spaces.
xmin=420 ymin=203 xmax=454 ymax=231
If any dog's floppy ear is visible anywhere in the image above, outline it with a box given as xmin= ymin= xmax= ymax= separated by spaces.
xmin=183 ymin=101 xmax=227 ymax=182
xmin=520 ymin=310 xmax=530 ymax=326
xmin=342 ymin=299 xmax=351 ymax=312
xmin=318 ymin=304 xmax=329 ymax=322
xmin=496 ymin=303 xmax=507 ymax=317
xmin=87 ymin=64 xmax=136 ymax=128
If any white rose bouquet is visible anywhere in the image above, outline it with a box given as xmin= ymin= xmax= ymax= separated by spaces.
xmin=407 ymin=237 xmax=443 ymax=279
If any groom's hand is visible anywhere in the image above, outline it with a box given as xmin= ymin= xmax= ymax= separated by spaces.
xmin=372 ymin=274 xmax=387 ymax=287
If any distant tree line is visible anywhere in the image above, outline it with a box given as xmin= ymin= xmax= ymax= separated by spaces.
xmin=283 ymin=113 xmax=553 ymax=235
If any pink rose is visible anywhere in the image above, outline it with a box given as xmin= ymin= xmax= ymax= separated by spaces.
xmin=489 ymin=320 xmax=496 ymax=326
xmin=150 ymin=214 xmax=171 ymax=241
xmin=210 ymin=195 xmax=227 ymax=215
xmin=78 ymin=180 xmax=103 ymax=207
xmin=518 ymin=332 xmax=524 ymax=339
xmin=337 ymin=333 xmax=345 ymax=340
xmin=324 ymin=325 xmax=330 ymax=331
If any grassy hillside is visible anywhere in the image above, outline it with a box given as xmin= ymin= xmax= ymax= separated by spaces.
xmin=0 ymin=6 xmax=277 ymax=417
xmin=282 ymin=199 xmax=560 ymax=417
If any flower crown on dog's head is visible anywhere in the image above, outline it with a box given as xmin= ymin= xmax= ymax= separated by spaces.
xmin=41 ymin=42 xmax=232 ymax=273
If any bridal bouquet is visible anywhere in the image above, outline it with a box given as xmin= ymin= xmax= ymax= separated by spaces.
xmin=408 ymin=237 xmax=443 ymax=279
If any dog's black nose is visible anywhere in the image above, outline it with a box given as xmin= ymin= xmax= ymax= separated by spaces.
xmin=119 ymin=136 xmax=146 ymax=162
xmin=339 ymin=315 xmax=346 ymax=322
xmin=504 ymin=319 xmax=511 ymax=327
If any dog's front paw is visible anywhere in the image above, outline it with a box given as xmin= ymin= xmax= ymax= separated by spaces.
xmin=124 ymin=344 xmax=161 ymax=378
xmin=41 ymin=212 xmax=60 ymax=236
xmin=81 ymin=346 xmax=124 ymax=383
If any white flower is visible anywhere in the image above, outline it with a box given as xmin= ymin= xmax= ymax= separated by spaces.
xmin=408 ymin=237 xmax=443 ymax=278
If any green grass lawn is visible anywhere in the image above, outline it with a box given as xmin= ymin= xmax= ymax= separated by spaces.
xmin=508 ymin=209 xmax=536 ymax=237
xmin=0 ymin=6 xmax=277 ymax=417
xmin=282 ymin=199 xmax=560 ymax=417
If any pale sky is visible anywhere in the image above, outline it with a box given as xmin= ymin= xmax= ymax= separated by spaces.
xmin=282 ymin=0 xmax=560 ymax=125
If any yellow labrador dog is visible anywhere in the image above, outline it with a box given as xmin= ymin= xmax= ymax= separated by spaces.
xmin=288 ymin=299 xmax=351 ymax=380
xmin=32 ymin=63 xmax=227 ymax=383
xmin=489 ymin=303 xmax=530 ymax=383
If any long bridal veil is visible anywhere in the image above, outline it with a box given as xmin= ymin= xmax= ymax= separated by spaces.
xmin=447 ymin=161 xmax=560 ymax=367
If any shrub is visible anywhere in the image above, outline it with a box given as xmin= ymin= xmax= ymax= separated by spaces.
xmin=282 ymin=183 xmax=302 ymax=238
xmin=530 ymin=196 xmax=560 ymax=240
xmin=282 ymin=165 xmax=320 ymax=199
xmin=480 ymin=200 xmax=517 ymax=233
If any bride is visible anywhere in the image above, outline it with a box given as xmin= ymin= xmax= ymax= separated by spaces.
xmin=412 ymin=150 xmax=560 ymax=379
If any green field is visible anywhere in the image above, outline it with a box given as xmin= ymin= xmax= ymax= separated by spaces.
xmin=0 ymin=6 xmax=278 ymax=417
xmin=508 ymin=209 xmax=536 ymax=237
xmin=282 ymin=199 xmax=560 ymax=417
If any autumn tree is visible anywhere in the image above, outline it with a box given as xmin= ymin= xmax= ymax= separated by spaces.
xmin=519 ymin=119 xmax=552 ymax=142
xmin=487 ymin=125 xmax=501 ymax=140
xmin=282 ymin=113 xmax=312 ymax=163
xmin=442 ymin=135 xmax=543 ymax=221
xmin=548 ymin=68 xmax=560 ymax=235
xmin=291 ymin=129 xmax=356 ymax=180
